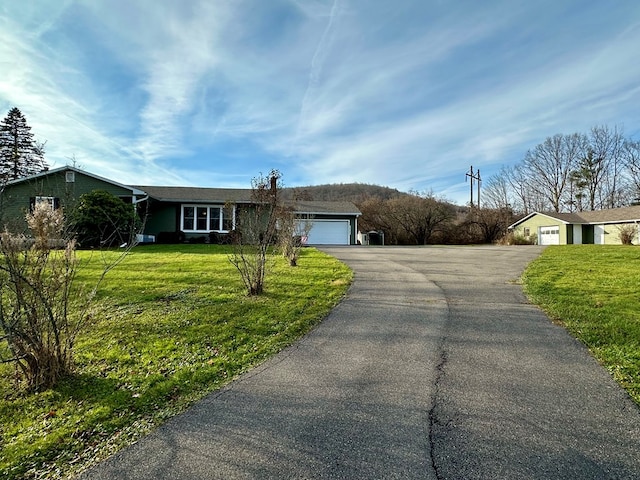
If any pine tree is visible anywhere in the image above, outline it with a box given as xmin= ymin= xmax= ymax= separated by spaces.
xmin=0 ymin=107 xmax=48 ymax=182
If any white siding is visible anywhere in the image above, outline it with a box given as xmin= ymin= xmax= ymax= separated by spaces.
xmin=572 ymin=224 xmax=582 ymax=244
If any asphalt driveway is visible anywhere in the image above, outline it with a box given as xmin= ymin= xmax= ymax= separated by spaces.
xmin=79 ymin=246 xmax=640 ymax=479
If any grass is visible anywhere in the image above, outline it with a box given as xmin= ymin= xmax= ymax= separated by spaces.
xmin=0 ymin=244 xmax=352 ymax=479
xmin=522 ymin=245 xmax=640 ymax=406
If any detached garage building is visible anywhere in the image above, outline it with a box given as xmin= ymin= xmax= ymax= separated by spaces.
xmin=509 ymin=206 xmax=640 ymax=245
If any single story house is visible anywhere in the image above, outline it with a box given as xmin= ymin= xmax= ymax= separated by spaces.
xmin=508 ymin=206 xmax=640 ymax=245
xmin=0 ymin=166 xmax=361 ymax=245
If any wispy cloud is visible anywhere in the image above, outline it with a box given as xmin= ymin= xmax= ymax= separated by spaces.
xmin=1 ymin=0 xmax=639 ymax=203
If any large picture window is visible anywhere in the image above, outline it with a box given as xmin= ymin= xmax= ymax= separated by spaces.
xmin=181 ymin=205 xmax=234 ymax=232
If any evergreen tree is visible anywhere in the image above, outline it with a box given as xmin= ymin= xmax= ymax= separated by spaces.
xmin=0 ymin=107 xmax=48 ymax=181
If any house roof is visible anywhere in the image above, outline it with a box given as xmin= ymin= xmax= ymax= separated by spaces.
xmin=509 ymin=205 xmax=640 ymax=229
xmin=287 ymin=200 xmax=361 ymax=216
xmin=509 ymin=211 xmax=584 ymax=229
xmin=576 ymin=205 xmax=640 ymax=224
xmin=136 ymin=186 xmax=361 ymax=216
xmin=134 ymin=185 xmax=253 ymax=204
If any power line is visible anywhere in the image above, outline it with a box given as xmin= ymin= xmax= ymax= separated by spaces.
xmin=465 ymin=165 xmax=481 ymax=208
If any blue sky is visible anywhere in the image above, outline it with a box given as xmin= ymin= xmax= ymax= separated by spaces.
xmin=1 ymin=1 xmax=639 ymax=205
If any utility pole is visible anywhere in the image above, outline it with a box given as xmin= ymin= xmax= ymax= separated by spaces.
xmin=465 ymin=165 xmax=481 ymax=208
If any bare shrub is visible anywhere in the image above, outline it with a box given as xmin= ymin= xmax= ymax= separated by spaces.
xmin=499 ymin=231 xmax=537 ymax=245
xmin=0 ymin=204 xmax=81 ymax=391
xmin=278 ymin=208 xmax=313 ymax=267
xmin=229 ymin=170 xmax=280 ymax=295
xmin=0 ymin=202 xmax=129 ymax=392
xmin=618 ymin=224 xmax=637 ymax=245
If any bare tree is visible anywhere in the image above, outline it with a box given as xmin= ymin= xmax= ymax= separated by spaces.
xmin=483 ymin=168 xmax=513 ymax=210
xmin=229 ymin=170 xmax=281 ymax=295
xmin=464 ymin=207 xmax=515 ymax=244
xmin=622 ymin=139 xmax=640 ymax=203
xmin=590 ymin=125 xmax=626 ymax=209
xmin=570 ymin=126 xmax=626 ymax=210
xmin=503 ymin=164 xmax=550 ymax=214
xmin=357 ymin=196 xmax=399 ymax=244
xmin=386 ymin=192 xmax=455 ymax=245
xmin=486 ymin=125 xmax=637 ymax=215
xmin=523 ymin=133 xmax=586 ymax=213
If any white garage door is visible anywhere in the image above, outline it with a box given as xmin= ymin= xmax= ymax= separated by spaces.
xmin=539 ymin=226 xmax=560 ymax=245
xmin=302 ymin=220 xmax=350 ymax=245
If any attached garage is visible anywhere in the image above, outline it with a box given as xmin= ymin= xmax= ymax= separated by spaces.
xmin=298 ymin=219 xmax=351 ymax=245
xmin=539 ymin=226 xmax=560 ymax=245
xmin=291 ymin=201 xmax=361 ymax=246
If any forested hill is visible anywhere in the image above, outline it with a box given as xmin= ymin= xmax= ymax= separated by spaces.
xmin=282 ymin=183 xmax=407 ymax=203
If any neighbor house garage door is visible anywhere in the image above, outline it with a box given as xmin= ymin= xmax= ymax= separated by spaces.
xmin=539 ymin=226 xmax=560 ymax=245
xmin=302 ymin=220 xmax=350 ymax=245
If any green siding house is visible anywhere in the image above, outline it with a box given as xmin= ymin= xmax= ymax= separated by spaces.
xmin=0 ymin=166 xmax=361 ymax=245
xmin=509 ymin=206 xmax=640 ymax=245
xmin=0 ymin=167 xmax=146 ymax=233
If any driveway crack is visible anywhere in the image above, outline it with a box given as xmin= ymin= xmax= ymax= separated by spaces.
xmin=428 ymin=346 xmax=447 ymax=480
xmin=427 ymin=279 xmax=450 ymax=480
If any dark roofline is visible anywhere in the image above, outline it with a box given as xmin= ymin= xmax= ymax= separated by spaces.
xmin=289 ymin=200 xmax=361 ymax=216
xmin=134 ymin=185 xmax=254 ymax=204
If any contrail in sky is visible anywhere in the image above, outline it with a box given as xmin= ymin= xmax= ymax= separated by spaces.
xmin=296 ymin=0 xmax=341 ymax=141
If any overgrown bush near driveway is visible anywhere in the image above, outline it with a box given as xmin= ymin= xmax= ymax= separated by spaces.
xmin=522 ymin=245 xmax=640 ymax=406
xmin=0 ymin=244 xmax=352 ymax=479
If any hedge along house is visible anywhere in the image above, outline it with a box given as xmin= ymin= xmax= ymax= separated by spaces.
xmin=0 ymin=166 xmax=361 ymax=245
xmin=508 ymin=205 xmax=640 ymax=245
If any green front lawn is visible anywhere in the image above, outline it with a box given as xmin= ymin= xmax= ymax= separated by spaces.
xmin=0 ymin=245 xmax=352 ymax=479
xmin=522 ymin=245 xmax=640 ymax=405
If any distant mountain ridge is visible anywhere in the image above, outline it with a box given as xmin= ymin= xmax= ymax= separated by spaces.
xmin=282 ymin=183 xmax=406 ymax=203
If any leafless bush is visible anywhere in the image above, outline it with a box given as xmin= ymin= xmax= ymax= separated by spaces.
xmin=0 ymin=203 xmax=128 ymax=392
xmin=278 ymin=208 xmax=312 ymax=266
xmin=499 ymin=231 xmax=537 ymax=245
xmin=229 ymin=170 xmax=280 ymax=295
xmin=618 ymin=224 xmax=637 ymax=245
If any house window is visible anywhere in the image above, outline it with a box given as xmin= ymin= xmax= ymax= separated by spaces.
xmin=209 ymin=208 xmax=221 ymax=231
xmin=34 ymin=196 xmax=56 ymax=211
xmin=524 ymin=227 xmax=530 ymax=237
xmin=180 ymin=205 xmax=234 ymax=232
xmin=183 ymin=206 xmax=195 ymax=230
xmin=196 ymin=207 xmax=208 ymax=231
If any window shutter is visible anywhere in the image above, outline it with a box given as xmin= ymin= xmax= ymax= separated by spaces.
xmin=54 ymin=198 xmax=60 ymax=209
